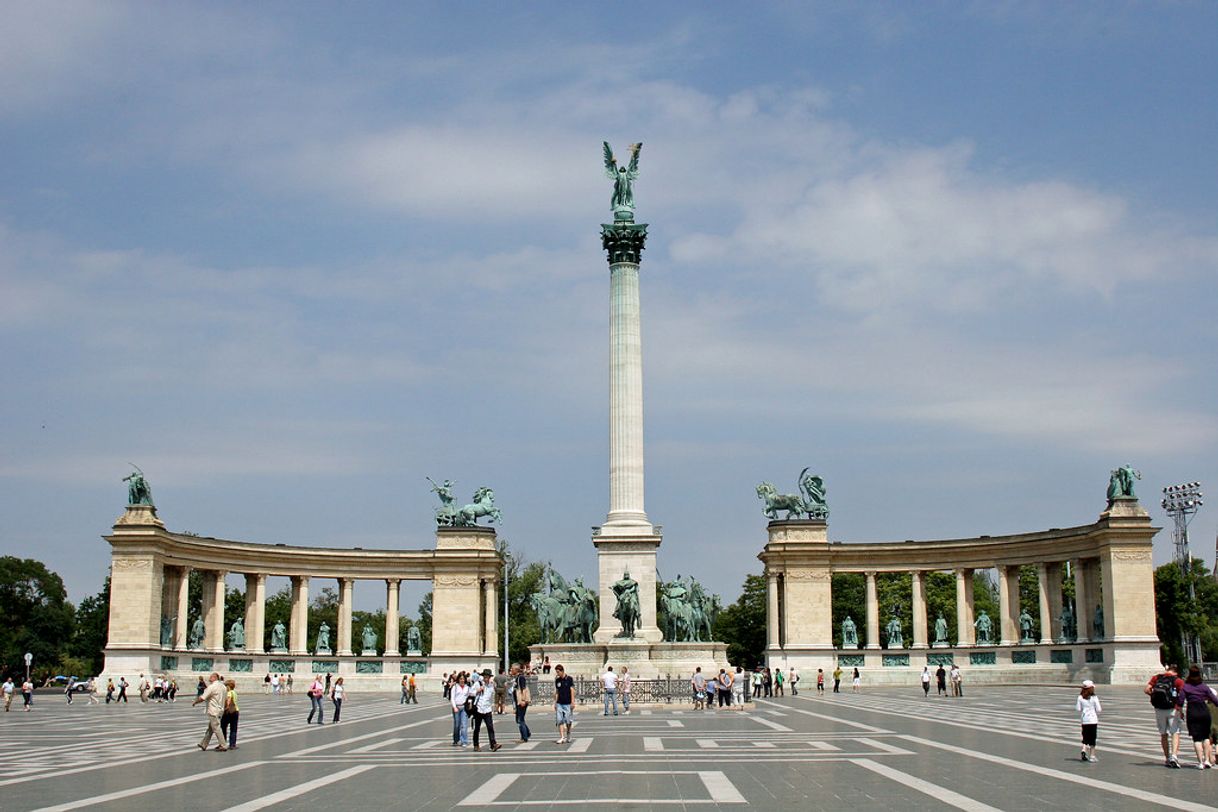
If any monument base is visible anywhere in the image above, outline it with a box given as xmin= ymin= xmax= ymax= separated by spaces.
xmin=528 ymin=640 xmax=729 ymax=680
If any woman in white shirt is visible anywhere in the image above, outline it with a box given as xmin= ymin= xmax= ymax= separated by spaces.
xmin=450 ymin=673 xmax=470 ymax=747
xmin=1076 ymin=679 xmax=1102 ymax=762
xmin=330 ymin=677 xmax=345 ymax=723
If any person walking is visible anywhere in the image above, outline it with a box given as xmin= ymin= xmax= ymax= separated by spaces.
xmin=2 ymin=677 xmax=14 ymax=712
xmin=192 ymin=672 xmax=228 ymax=752
xmin=752 ymin=669 xmax=762 ymax=700
xmin=196 ymin=676 xmax=206 ymax=698
xmin=621 ymin=667 xmax=633 ymax=714
xmin=774 ymin=668 xmax=785 ymax=697
xmin=400 ymin=676 xmax=410 ymax=705
xmin=511 ymin=664 xmax=532 ymax=742
xmin=408 ymin=672 xmax=418 ymax=704
xmin=220 ymin=679 xmax=240 ymax=750
xmin=816 ymin=669 xmax=825 ymax=695
xmin=307 ymin=674 xmax=325 ymax=725
xmin=64 ymin=677 xmax=75 ymax=705
xmin=1146 ymin=663 xmax=1185 ymax=768
xmin=494 ymin=668 xmax=510 ymax=715
xmin=22 ymin=678 xmax=34 ymax=710
xmin=270 ymin=673 xmax=280 ymax=696
xmin=138 ymin=674 xmax=149 ymax=703
xmin=936 ymin=665 xmax=947 ymax=697
xmin=832 ymin=666 xmax=842 ymax=693
xmin=263 ymin=674 xmax=271 ymax=694
xmin=691 ymin=667 xmax=707 ymax=710
xmin=851 ymin=667 xmax=861 ymax=693
xmin=921 ymin=667 xmax=931 ymax=698
xmin=331 ymin=677 xmax=345 ymax=723
xmin=88 ymin=677 xmax=100 ymax=705
xmin=450 ymin=672 xmax=470 ymax=747
xmin=950 ymin=664 xmax=962 ymax=697
xmin=105 ymin=678 xmax=115 ymax=704
xmin=1076 ymin=679 xmax=1102 ymax=763
xmin=1181 ymin=666 xmax=1218 ymax=769
xmin=286 ymin=674 xmax=294 ymax=695
xmin=719 ymin=669 xmax=733 ymax=707
xmin=553 ymin=664 xmax=575 ymax=744
xmin=763 ymin=668 xmax=773 ymax=698
xmin=732 ymin=667 xmax=745 ymax=707
xmin=472 ymin=669 xmax=501 ymax=751
xmin=601 ymin=665 xmax=619 ymax=716
xmin=790 ymin=667 xmax=799 ymax=696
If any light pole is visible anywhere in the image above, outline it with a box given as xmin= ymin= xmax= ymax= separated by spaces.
xmin=1163 ymin=482 xmax=1204 ymax=665
xmin=503 ymin=551 xmax=511 ymax=674
xmin=24 ymin=652 xmax=32 ymax=683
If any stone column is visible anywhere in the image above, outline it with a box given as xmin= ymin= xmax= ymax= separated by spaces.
xmin=160 ymin=565 xmax=180 ymax=647
xmin=289 ymin=576 xmax=310 ymax=655
xmin=384 ymin=579 xmax=401 ymax=657
xmin=956 ymin=569 xmax=975 ymax=646
xmin=200 ymin=571 xmax=226 ymax=652
xmin=1044 ymin=562 xmax=1064 ymax=642
xmin=337 ymin=578 xmax=354 ymax=656
xmin=864 ymin=571 xmax=880 ymax=649
xmin=601 ymin=222 xmax=651 ymax=533
xmin=243 ymin=573 xmax=265 ymax=654
xmin=1036 ymin=564 xmax=1054 ymax=645
xmin=911 ymin=571 xmax=928 ymax=649
xmin=483 ymin=578 xmax=497 ymax=657
xmin=997 ymin=565 xmax=1016 ymax=646
xmin=174 ymin=566 xmax=190 ymax=650
xmin=766 ymin=572 xmax=780 ymax=650
xmin=1073 ymin=560 xmax=1090 ymax=643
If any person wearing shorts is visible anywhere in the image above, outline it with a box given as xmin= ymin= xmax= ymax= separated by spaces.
xmin=553 ymin=665 xmax=575 ymax=744
xmin=1147 ymin=665 xmax=1185 ymax=768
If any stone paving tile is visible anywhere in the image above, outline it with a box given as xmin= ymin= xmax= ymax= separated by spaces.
xmin=3 ymin=687 xmax=1217 ymax=810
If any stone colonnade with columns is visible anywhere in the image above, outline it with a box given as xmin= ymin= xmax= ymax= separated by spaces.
xmin=100 ymin=504 xmax=501 ymax=690
xmin=760 ymin=498 xmax=1160 ymax=684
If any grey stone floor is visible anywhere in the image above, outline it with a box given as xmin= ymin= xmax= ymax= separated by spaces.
xmin=2 ymin=685 xmax=1216 ymax=810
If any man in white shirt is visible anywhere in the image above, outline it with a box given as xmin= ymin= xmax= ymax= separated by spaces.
xmin=192 ymin=673 xmax=228 ymax=751
xmin=602 ymin=665 xmax=619 ymax=716
xmin=2 ymin=678 xmax=14 ymax=711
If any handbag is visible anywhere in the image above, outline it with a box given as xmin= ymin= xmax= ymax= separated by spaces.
xmin=463 ymin=694 xmax=477 ymax=715
xmin=517 ymin=684 xmax=531 ymax=707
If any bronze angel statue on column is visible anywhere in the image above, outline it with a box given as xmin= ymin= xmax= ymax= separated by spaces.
xmin=603 ymin=141 xmax=642 ymax=221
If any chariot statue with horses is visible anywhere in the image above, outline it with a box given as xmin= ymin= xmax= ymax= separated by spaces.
xmin=756 ymin=467 xmax=830 ymax=521
xmin=429 ymin=478 xmax=502 ymax=527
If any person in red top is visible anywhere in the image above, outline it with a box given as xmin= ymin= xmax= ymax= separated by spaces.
xmin=1146 ymin=664 xmax=1185 ymax=768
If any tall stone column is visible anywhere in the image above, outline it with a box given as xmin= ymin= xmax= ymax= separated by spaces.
xmin=384 ymin=579 xmax=401 ymax=657
xmin=245 ymin=573 xmax=266 ymax=654
xmin=766 ymin=573 xmax=781 ymax=650
xmin=175 ymin=566 xmax=190 ymax=650
xmin=289 ymin=575 xmax=310 ymax=655
xmin=593 ymin=220 xmax=663 ymax=643
xmin=1083 ymin=559 xmax=1103 ymax=640
xmin=1044 ymin=562 xmax=1064 ymax=642
xmin=1036 ymin=564 xmax=1054 ymax=645
xmin=997 ymin=565 xmax=1017 ymax=645
xmin=338 ymin=578 xmax=354 ymax=656
xmin=865 ymin=571 xmax=880 ymax=649
xmin=483 ymin=578 xmax=497 ymax=657
xmin=1073 ymin=560 xmax=1090 ymax=643
xmin=911 ymin=571 xmax=928 ymax=649
xmin=956 ymin=569 xmax=975 ymax=646
xmin=201 ymin=571 xmax=226 ymax=652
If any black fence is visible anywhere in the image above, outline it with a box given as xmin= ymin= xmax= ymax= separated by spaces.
xmin=527 ymin=676 xmax=753 ymax=705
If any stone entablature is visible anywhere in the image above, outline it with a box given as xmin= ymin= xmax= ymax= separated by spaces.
xmin=760 ymin=500 xmax=1161 ymax=684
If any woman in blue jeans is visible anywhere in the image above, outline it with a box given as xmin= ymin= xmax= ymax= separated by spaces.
xmin=450 ymin=672 xmax=470 ymax=747
xmin=512 ymin=665 xmax=531 ymax=742
xmin=306 ymin=674 xmax=325 ymax=725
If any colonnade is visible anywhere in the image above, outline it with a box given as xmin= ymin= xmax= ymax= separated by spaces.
xmin=758 ymin=497 xmax=1162 ymax=683
xmin=102 ymin=505 xmax=502 ymax=679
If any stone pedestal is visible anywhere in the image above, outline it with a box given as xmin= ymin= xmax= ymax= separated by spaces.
xmin=592 ymin=529 xmax=663 ymax=644
xmin=430 ymin=526 xmax=499 ymax=669
xmin=759 ymin=521 xmax=833 ymax=665
xmin=529 ymin=640 xmax=729 ymax=680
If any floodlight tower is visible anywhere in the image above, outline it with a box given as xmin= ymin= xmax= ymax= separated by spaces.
xmin=1162 ymin=482 xmax=1204 ymax=665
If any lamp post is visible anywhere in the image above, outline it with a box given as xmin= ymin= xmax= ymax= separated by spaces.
xmin=1163 ymin=482 xmax=1204 ymax=666
xmin=503 ymin=551 xmax=511 ymax=674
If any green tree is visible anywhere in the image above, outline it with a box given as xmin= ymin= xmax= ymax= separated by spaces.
xmin=69 ymin=576 xmax=111 ymax=674
xmin=876 ymin=572 xmax=912 ymax=647
xmin=417 ymin=592 xmax=432 ymax=655
xmin=504 ymin=559 xmax=545 ymax=666
xmin=924 ymin=572 xmax=957 ymax=645
xmin=830 ymin=573 xmax=865 ymax=647
xmin=1155 ymin=559 xmax=1218 ymax=667
xmin=713 ymin=574 xmax=766 ymax=667
xmin=264 ymin=585 xmax=292 ymax=650
xmin=310 ymin=587 xmax=339 ymax=652
xmin=0 ymin=557 xmax=75 ymax=680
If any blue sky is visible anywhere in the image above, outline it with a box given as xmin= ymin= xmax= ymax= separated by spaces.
xmin=2 ymin=2 xmax=1216 ymax=614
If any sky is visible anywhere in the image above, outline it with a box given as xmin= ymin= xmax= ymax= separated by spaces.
xmin=2 ymin=2 xmax=1216 ymax=616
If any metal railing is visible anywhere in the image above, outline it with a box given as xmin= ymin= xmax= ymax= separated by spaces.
xmin=527 ymin=676 xmax=752 ymax=705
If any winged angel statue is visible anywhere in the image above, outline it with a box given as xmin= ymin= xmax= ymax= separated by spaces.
xmin=603 ymin=141 xmax=642 ymax=220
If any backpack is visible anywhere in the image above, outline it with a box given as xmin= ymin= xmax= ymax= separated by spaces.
xmin=1150 ymin=674 xmax=1179 ymax=709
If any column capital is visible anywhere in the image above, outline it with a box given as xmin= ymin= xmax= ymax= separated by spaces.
xmin=601 ymin=221 xmax=649 ymax=264
xmin=386 ymin=577 xmax=401 ymax=587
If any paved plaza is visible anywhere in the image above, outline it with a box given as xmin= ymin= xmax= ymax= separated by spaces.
xmin=3 ymin=686 xmax=1216 ymax=810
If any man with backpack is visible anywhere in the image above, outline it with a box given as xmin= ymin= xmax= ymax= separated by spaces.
xmin=1146 ymin=664 xmax=1185 ymax=768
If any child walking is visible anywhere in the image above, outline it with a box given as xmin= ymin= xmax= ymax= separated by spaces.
xmin=1076 ymin=679 xmax=1102 ymax=762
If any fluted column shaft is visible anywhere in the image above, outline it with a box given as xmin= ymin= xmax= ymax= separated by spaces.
xmin=605 ymin=261 xmax=648 ymax=528
xmin=289 ymin=576 xmax=309 ymax=655
xmin=865 ymin=571 xmax=880 ymax=649
xmin=203 ymin=571 xmax=226 ymax=651
xmin=244 ymin=573 xmax=266 ymax=653
xmin=911 ymin=571 xmax=928 ymax=648
xmin=766 ymin=573 xmax=780 ymax=649
xmin=1036 ymin=564 xmax=1054 ymax=645
xmin=998 ymin=565 xmax=1016 ymax=645
xmin=338 ymin=578 xmax=354 ymax=656
xmin=385 ymin=579 xmax=401 ymax=657
xmin=174 ymin=567 xmax=190 ymax=650
xmin=956 ymin=569 xmax=975 ymax=646
xmin=1073 ymin=560 xmax=1090 ymax=643
xmin=483 ymin=579 xmax=497 ymax=656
